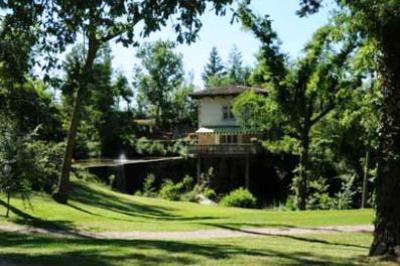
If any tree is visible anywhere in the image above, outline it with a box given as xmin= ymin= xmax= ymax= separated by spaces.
xmin=171 ymin=82 xmax=198 ymax=127
xmin=298 ymin=0 xmax=400 ymax=257
xmin=227 ymin=45 xmax=249 ymax=85
xmin=133 ymin=40 xmax=184 ymax=129
xmin=203 ymin=45 xmax=250 ymax=87
xmin=202 ymin=46 xmax=225 ymax=85
xmin=0 ymin=115 xmax=33 ymax=217
xmin=61 ymin=44 xmax=136 ymax=158
xmin=1 ymin=0 xmax=238 ymax=203
xmin=0 ymin=22 xmax=62 ymax=142
xmin=235 ymin=7 xmax=359 ymax=210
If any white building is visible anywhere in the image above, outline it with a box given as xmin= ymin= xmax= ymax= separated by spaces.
xmin=188 ymin=85 xmax=267 ymax=187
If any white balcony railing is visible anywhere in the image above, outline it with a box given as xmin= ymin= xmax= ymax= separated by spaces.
xmin=187 ymin=143 xmax=260 ymax=156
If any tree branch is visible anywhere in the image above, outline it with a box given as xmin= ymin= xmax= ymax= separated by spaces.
xmin=100 ymin=20 xmax=140 ymax=43
xmin=310 ymin=103 xmax=335 ymax=126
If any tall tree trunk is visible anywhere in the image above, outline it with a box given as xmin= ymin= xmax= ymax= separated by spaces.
xmin=53 ymin=36 xmax=100 ymax=204
xmin=370 ymin=21 xmax=400 ymax=257
xmin=297 ymin=129 xmax=310 ymax=210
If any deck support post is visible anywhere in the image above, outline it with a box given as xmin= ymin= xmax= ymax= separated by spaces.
xmin=197 ymin=156 xmax=202 ymax=183
xmin=245 ymin=154 xmax=250 ymax=189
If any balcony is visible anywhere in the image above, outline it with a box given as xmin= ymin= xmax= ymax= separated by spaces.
xmin=187 ymin=143 xmax=261 ymax=156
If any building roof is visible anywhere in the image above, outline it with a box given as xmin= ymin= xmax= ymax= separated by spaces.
xmin=189 ymin=85 xmax=267 ymax=98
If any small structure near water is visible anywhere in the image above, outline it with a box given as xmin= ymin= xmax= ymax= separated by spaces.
xmin=188 ymin=85 xmax=266 ymax=189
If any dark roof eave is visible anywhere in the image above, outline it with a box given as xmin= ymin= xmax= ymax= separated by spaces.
xmin=189 ymin=85 xmax=267 ymax=98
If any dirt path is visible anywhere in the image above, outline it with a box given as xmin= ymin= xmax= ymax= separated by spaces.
xmin=0 ymin=223 xmax=373 ymax=240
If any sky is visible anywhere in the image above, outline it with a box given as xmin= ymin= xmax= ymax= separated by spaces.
xmin=111 ymin=0 xmax=335 ymax=89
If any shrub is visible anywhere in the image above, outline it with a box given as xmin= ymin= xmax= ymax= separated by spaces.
xmin=135 ymin=137 xmax=167 ymax=156
xmin=181 ymin=175 xmax=194 ymax=191
xmin=141 ymin=173 xmax=157 ymax=197
xmin=204 ymin=188 xmax=217 ymax=200
xmin=0 ymin=116 xmax=35 ymax=217
xmin=181 ymin=190 xmax=198 ymax=202
xmin=306 ymin=179 xmax=334 ymax=210
xmin=220 ymin=188 xmax=257 ymax=208
xmin=26 ymin=140 xmax=64 ymax=192
xmin=283 ymin=195 xmax=297 ymax=211
xmin=72 ymin=165 xmax=99 ymax=183
xmin=159 ymin=179 xmax=183 ymax=201
xmin=333 ymin=175 xmax=356 ymax=210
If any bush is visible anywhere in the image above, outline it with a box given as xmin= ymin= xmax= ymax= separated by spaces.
xmin=141 ymin=173 xmax=157 ymax=197
xmin=26 ymin=140 xmax=64 ymax=192
xmin=283 ymin=195 xmax=297 ymax=211
xmin=333 ymin=175 xmax=355 ymax=210
xmin=180 ymin=190 xmax=198 ymax=202
xmin=0 ymin=116 xmax=35 ymax=217
xmin=181 ymin=175 xmax=194 ymax=191
xmin=72 ymin=165 xmax=99 ymax=183
xmin=204 ymin=188 xmax=217 ymax=201
xmin=159 ymin=179 xmax=183 ymax=201
xmin=135 ymin=137 xmax=167 ymax=156
xmin=220 ymin=188 xmax=257 ymax=208
xmin=306 ymin=179 xmax=334 ymax=210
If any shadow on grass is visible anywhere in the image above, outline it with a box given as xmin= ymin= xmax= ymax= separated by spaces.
xmin=69 ymin=181 xmax=223 ymax=223
xmin=1 ymin=180 xmax=224 ymax=231
xmin=0 ymin=231 xmax=368 ymax=266
xmin=202 ymin=223 xmax=370 ymax=250
xmin=0 ymin=199 xmax=88 ymax=238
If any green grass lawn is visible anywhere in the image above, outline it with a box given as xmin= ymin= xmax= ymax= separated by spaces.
xmin=0 ymin=178 xmax=373 ymax=232
xmin=0 ymin=179 xmax=393 ymax=266
xmin=0 ymin=232 xmax=396 ymax=266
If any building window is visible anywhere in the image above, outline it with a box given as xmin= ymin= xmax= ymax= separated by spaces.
xmin=222 ymin=105 xmax=234 ymax=120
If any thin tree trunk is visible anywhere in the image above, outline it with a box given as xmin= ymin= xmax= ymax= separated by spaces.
xmin=53 ymin=35 xmax=100 ymax=204
xmin=361 ymin=149 xmax=369 ymax=209
xmin=298 ymin=129 xmax=310 ymax=210
xmin=370 ymin=21 xmax=400 ymax=257
xmin=5 ymin=191 xmax=10 ymax=218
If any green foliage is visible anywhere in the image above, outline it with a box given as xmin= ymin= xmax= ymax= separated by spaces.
xmin=170 ymin=83 xmax=198 ymax=127
xmin=204 ymin=188 xmax=217 ymax=201
xmin=154 ymin=175 xmax=197 ymax=202
xmin=202 ymin=46 xmax=225 ymax=85
xmin=133 ymin=40 xmax=184 ymax=127
xmin=159 ymin=179 xmax=184 ymax=201
xmin=236 ymin=7 xmax=362 ymax=209
xmin=0 ymin=115 xmax=35 ymax=216
xmin=72 ymin=166 xmax=99 ymax=184
xmin=306 ymin=179 xmax=333 ymax=210
xmin=227 ymin=46 xmax=250 ymax=85
xmin=334 ymin=176 xmax=356 ymax=210
xmin=181 ymin=175 xmax=194 ymax=192
xmin=220 ymin=188 xmax=257 ymax=209
xmin=232 ymin=90 xmax=276 ymax=131
xmin=283 ymin=196 xmax=298 ymax=211
xmin=262 ymin=137 xmax=300 ymax=155
xmin=134 ymin=138 xmax=167 ymax=156
xmin=202 ymin=47 xmax=225 ymax=86
xmin=25 ymin=141 xmax=64 ymax=193
xmin=202 ymin=45 xmax=251 ymax=87
xmin=141 ymin=174 xmax=157 ymax=198
xmin=133 ymin=137 xmax=189 ymax=157
xmin=180 ymin=190 xmax=199 ymax=203
xmin=62 ymin=44 xmax=136 ymax=159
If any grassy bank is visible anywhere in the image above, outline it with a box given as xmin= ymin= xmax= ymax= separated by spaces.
xmin=0 ymin=179 xmax=373 ymax=232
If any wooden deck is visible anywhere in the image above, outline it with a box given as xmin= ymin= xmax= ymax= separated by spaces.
xmin=187 ymin=144 xmax=260 ymax=156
